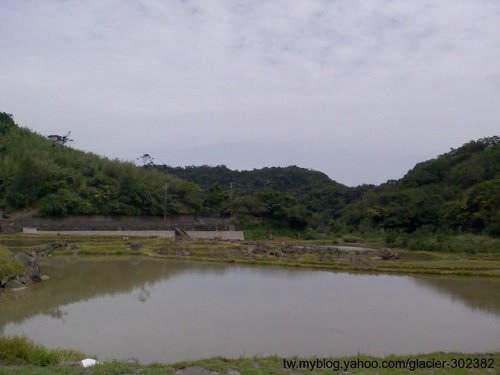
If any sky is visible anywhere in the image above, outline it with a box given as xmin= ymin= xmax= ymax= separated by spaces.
xmin=0 ymin=0 xmax=499 ymax=186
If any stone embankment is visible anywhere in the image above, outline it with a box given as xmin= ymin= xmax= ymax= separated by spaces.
xmin=242 ymin=243 xmax=399 ymax=265
xmin=0 ymin=241 xmax=68 ymax=290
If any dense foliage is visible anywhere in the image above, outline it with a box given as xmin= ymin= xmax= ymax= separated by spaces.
xmin=1 ymin=111 xmax=498 ymax=237
xmin=339 ymin=137 xmax=499 ymax=235
xmin=157 ymin=165 xmax=365 ymax=222
xmin=0 ymin=113 xmax=202 ymax=216
xmin=159 ymin=137 xmax=499 ymax=236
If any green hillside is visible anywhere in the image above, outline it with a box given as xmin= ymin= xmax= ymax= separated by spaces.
xmin=160 ymin=137 xmax=499 ymax=236
xmin=1 ymin=111 xmax=498 ymax=238
xmin=339 ymin=136 xmax=499 ymax=235
xmin=156 ymin=164 xmax=358 ymax=217
xmin=0 ymin=113 xmax=202 ymax=216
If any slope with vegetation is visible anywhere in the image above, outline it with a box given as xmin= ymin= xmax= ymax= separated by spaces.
xmin=1 ymin=111 xmax=498 ymax=243
xmin=339 ymin=136 xmax=499 ymax=236
xmin=0 ymin=113 xmax=202 ymax=217
xmin=159 ymin=137 xmax=499 ymax=238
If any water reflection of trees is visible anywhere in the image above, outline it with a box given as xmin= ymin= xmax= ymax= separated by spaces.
xmin=136 ymin=285 xmax=151 ymax=303
xmin=2 ymin=259 xmax=498 ymax=332
xmin=413 ymin=276 xmax=500 ymax=315
xmin=0 ymin=258 xmax=225 ymax=329
xmin=48 ymin=306 xmax=68 ymax=322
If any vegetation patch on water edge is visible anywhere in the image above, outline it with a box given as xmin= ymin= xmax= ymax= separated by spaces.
xmin=0 ymin=234 xmax=499 ymax=278
xmin=0 ymin=245 xmax=23 ymax=281
xmin=0 ymin=336 xmax=498 ymax=374
xmin=0 ymin=336 xmax=83 ymax=367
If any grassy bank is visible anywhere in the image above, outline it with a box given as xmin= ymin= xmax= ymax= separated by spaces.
xmin=0 ymin=245 xmax=23 ymax=281
xmin=0 ymin=233 xmax=499 ymax=277
xmin=0 ymin=336 xmax=498 ymax=374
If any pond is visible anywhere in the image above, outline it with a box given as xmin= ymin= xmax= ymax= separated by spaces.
xmin=1 ymin=257 xmax=499 ymax=363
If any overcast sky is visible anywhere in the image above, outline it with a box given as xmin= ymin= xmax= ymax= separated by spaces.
xmin=1 ymin=0 xmax=499 ymax=186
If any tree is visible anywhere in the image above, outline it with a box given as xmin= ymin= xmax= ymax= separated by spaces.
xmin=136 ymin=153 xmax=155 ymax=167
xmin=47 ymin=131 xmax=73 ymax=147
xmin=0 ymin=112 xmax=15 ymax=134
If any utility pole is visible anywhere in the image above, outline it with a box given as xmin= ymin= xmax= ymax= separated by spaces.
xmin=229 ymin=182 xmax=233 ymax=219
xmin=163 ymin=183 xmax=168 ymax=226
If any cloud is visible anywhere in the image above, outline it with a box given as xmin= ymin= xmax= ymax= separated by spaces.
xmin=1 ymin=0 xmax=499 ymax=185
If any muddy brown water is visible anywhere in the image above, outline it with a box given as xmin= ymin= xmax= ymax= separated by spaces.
xmin=1 ymin=257 xmax=499 ymax=363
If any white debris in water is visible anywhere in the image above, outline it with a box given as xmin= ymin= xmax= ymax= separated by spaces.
xmin=81 ymin=358 xmax=98 ymax=367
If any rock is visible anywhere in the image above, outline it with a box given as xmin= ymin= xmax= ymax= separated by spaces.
xmin=1 ymin=275 xmax=15 ymax=287
xmin=254 ymin=242 xmax=271 ymax=254
xmin=25 ymin=264 xmax=41 ymax=280
xmin=14 ymin=252 xmax=34 ymax=266
xmin=173 ymin=367 xmax=219 ymax=375
xmin=128 ymin=243 xmax=143 ymax=251
xmin=378 ymin=249 xmax=399 ymax=260
xmin=226 ymin=370 xmax=241 ymax=375
xmin=243 ymin=247 xmax=254 ymax=255
xmin=281 ymin=246 xmax=305 ymax=254
xmin=46 ymin=241 xmax=68 ymax=252
xmin=181 ymin=250 xmax=191 ymax=257
xmin=19 ymin=275 xmax=32 ymax=285
xmin=5 ymin=279 xmax=25 ymax=290
xmin=40 ymin=275 xmax=50 ymax=281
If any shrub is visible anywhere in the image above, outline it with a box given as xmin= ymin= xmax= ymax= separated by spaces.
xmin=0 ymin=336 xmax=84 ymax=366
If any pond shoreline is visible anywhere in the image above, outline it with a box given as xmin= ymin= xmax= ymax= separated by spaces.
xmin=0 ymin=336 xmax=499 ymax=374
xmin=1 ymin=234 xmax=500 ymax=287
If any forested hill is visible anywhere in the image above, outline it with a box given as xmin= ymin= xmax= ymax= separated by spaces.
xmin=339 ymin=136 xmax=499 ymax=235
xmin=1 ymin=110 xmax=498 ymax=236
xmin=0 ymin=113 xmax=202 ymax=216
xmin=158 ymin=137 xmax=499 ymax=235
xmin=157 ymin=165 xmax=340 ymax=192
xmin=156 ymin=165 xmax=359 ymax=216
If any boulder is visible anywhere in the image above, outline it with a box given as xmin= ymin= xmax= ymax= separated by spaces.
xmin=14 ymin=252 xmax=34 ymax=266
xmin=128 ymin=243 xmax=143 ymax=251
xmin=19 ymin=275 xmax=32 ymax=285
xmin=281 ymin=246 xmax=305 ymax=254
xmin=46 ymin=241 xmax=69 ymax=252
xmin=5 ymin=279 xmax=25 ymax=290
xmin=268 ymin=250 xmax=283 ymax=257
xmin=1 ymin=275 xmax=15 ymax=287
xmin=13 ymin=252 xmax=41 ymax=281
xmin=378 ymin=249 xmax=400 ymax=260
xmin=254 ymin=242 xmax=271 ymax=254
xmin=25 ymin=264 xmax=40 ymax=280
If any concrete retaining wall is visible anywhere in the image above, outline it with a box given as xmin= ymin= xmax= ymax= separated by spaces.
xmin=22 ymin=228 xmax=176 ymax=238
xmin=11 ymin=215 xmax=235 ymax=231
xmin=22 ymin=227 xmax=245 ymax=240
